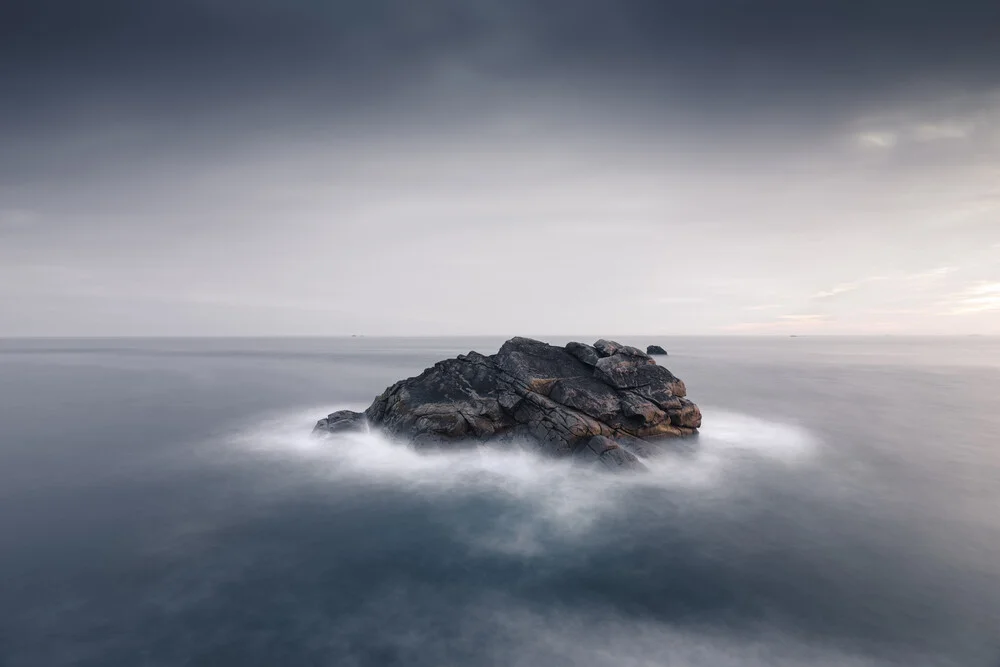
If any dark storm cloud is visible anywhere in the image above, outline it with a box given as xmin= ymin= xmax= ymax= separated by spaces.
xmin=3 ymin=0 xmax=998 ymax=187
xmin=4 ymin=0 xmax=1000 ymax=123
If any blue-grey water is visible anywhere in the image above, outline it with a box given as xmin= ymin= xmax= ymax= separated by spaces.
xmin=1 ymin=336 xmax=998 ymax=666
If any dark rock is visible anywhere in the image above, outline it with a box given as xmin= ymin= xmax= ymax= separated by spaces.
xmin=495 ymin=337 xmax=591 ymax=393
xmin=598 ymin=442 xmax=648 ymax=472
xmin=646 ymin=345 xmax=668 ymax=355
xmin=565 ymin=341 xmax=601 ymax=366
xmin=594 ymin=339 xmax=650 ymax=359
xmin=586 ymin=434 xmax=619 ymax=456
xmin=594 ymin=354 xmax=676 ymax=390
xmin=667 ymin=397 xmax=703 ymax=429
xmin=313 ymin=409 xmax=368 ymax=435
xmin=316 ymin=337 xmax=700 ymax=469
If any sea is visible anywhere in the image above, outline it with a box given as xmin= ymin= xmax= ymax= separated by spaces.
xmin=0 ymin=336 xmax=998 ymax=666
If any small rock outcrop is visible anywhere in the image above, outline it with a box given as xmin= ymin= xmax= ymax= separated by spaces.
xmin=313 ymin=409 xmax=368 ymax=435
xmin=314 ymin=337 xmax=700 ymax=471
xmin=646 ymin=345 xmax=668 ymax=355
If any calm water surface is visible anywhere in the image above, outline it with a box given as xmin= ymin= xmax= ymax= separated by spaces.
xmin=1 ymin=336 xmax=998 ymax=666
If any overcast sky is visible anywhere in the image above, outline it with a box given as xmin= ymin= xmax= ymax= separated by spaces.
xmin=2 ymin=0 xmax=999 ymax=335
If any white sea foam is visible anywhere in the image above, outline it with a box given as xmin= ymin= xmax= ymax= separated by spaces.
xmin=224 ymin=406 xmax=815 ymax=481
xmin=228 ymin=405 xmax=817 ymax=474
xmin=213 ymin=405 xmax=821 ymax=551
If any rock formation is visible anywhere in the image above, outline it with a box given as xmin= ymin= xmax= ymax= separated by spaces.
xmin=646 ymin=344 xmax=668 ymax=355
xmin=313 ymin=337 xmax=700 ymax=471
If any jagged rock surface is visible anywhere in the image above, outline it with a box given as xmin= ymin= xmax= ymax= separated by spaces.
xmin=646 ymin=345 xmax=668 ymax=355
xmin=314 ymin=337 xmax=700 ymax=470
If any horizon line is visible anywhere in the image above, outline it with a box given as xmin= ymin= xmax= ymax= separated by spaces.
xmin=1 ymin=333 xmax=997 ymax=340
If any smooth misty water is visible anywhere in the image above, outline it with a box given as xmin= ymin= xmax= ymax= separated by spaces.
xmin=1 ymin=336 xmax=998 ymax=667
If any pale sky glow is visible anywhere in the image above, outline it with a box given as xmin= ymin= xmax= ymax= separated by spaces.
xmin=857 ymin=132 xmax=899 ymax=148
xmin=951 ymin=283 xmax=1000 ymax=314
xmin=2 ymin=1 xmax=999 ymax=335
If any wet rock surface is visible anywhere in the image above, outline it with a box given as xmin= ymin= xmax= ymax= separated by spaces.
xmin=314 ymin=337 xmax=701 ymax=470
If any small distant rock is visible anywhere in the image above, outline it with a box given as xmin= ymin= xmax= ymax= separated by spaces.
xmin=646 ymin=345 xmax=668 ymax=355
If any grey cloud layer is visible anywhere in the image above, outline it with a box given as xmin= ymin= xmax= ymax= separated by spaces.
xmin=5 ymin=0 xmax=1000 ymax=118
xmin=2 ymin=1 xmax=999 ymax=334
